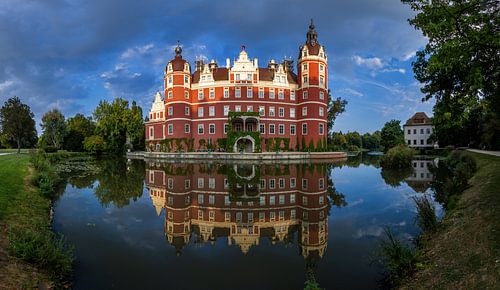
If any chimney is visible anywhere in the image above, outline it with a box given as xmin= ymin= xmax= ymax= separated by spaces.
xmin=195 ymin=59 xmax=204 ymax=72
xmin=226 ymin=58 xmax=231 ymax=69
xmin=268 ymin=59 xmax=277 ymax=71
xmin=282 ymin=58 xmax=294 ymax=72
xmin=209 ymin=59 xmax=218 ymax=71
xmin=253 ymin=58 xmax=258 ymax=68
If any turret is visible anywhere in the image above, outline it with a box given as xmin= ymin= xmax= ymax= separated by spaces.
xmin=297 ymin=19 xmax=328 ymax=151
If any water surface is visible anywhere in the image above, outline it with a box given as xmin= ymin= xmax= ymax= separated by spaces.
xmin=53 ymin=155 xmax=438 ymax=289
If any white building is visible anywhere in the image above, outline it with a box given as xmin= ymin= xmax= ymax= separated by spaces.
xmin=403 ymin=112 xmax=437 ymax=149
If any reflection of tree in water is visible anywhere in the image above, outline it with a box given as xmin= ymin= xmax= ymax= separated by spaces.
xmin=326 ymin=164 xmax=347 ymax=210
xmin=380 ymin=167 xmax=414 ymax=187
xmin=93 ymin=158 xmax=145 ymax=208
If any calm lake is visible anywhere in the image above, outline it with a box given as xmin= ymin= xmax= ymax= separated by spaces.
xmin=52 ymin=155 xmax=440 ymax=289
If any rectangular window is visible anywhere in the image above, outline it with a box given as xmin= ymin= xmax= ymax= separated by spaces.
xmin=224 ymin=123 xmax=229 ymax=134
xmin=259 ymin=124 xmax=265 ymax=134
xmin=319 ymin=123 xmax=324 ymax=135
xmin=235 ymin=87 xmax=241 ymax=98
xmin=320 ymin=75 xmax=324 ymax=86
xmin=209 ymin=106 xmax=215 ymax=117
xmin=259 ymin=212 xmax=265 ymax=222
xmin=270 ymin=212 xmax=275 ymax=221
xmin=168 ymin=91 xmax=173 ymax=99
xmin=258 ymin=88 xmax=264 ymax=98
xmin=427 ymin=128 xmax=431 ymax=134
xmin=185 ymin=91 xmax=189 ymax=99
xmin=224 ymin=105 xmax=230 ymax=116
xmin=248 ymin=212 xmax=254 ymax=222
xmin=269 ymin=107 xmax=275 ymax=117
xmin=208 ymin=195 xmax=215 ymax=205
xmin=303 ymin=63 xmax=308 ymax=70
xmin=225 ymin=212 xmax=230 ymax=222
xmin=319 ymin=178 xmax=324 ymax=190
xmin=198 ymin=90 xmax=204 ymax=100
xmin=168 ymin=124 xmax=173 ymax=135
xmin=149 ymin=127 xmax=154 ymax=139
xmin=290 ymin=178 xmax=296 ymax=188
xmin=278 ymin=90 xmax=284 ymax=99
xmin=291 ymin=209 xmax=296 ymax=219
xmin=319 ymin=107 xmax=324 ymax=116
xmin=290 ymin=193 xmax=296 ymax=203
xmin=198 ymin=124 xmax=204 ymax=134
xmin=302 ymin=124 xmax=308 ymax=135
xmin=235 ymin=105 xmax=241 ymax=112
xmin=184 ymin=75 xmax=189 ymax=84
xmin=270 ymin=195 xmax=275 ymax=204
xmin=319 ymin=91 xmax=324 ymax=100
xmin=247 ymin=73 xmax=252 ymax=80
xmin=247 ymin=87 xmax=253 ymax=98
xmin=184 ymin=106 xmax=190 ymax=116
xmin=290 ymin=91 xmax=295 ymax=100
xmin=278 ymin=107 xmax=284 ymax=117
xmin=247 ymin=105 xmax=253 ymax=112
xmin=319 ymin=64 xmax=324 ymax=72
xmin=198 ymin=107 xmax=204 ymax=117
xmin=185 ymin=179 xmax=191 ymax=190
xmin=279 ymin=195 xmax=285 ymax=204
xmin=303 ymin=91 xmax=308 ymax=99
xmin=421 ymin=128 xmax=424 ymax=134
xmin=279 ymin=178 xmax=285 ymax=189
xmin=198 ymin=193 xmax=204 ymax=204
xmin=168 ymin=76 xmax=173 ymax=84
xmin=290 ymin=125 xmax=296 ymax=135
xmin=269 ymin=124 xmax=275 ymax=134
xmin=302 ymin=179 xmax=308 ymax=189
xmin=224 ymin=87 xmax=229 ymax=98
xmin=184 ymin=124 xmax=190 ymax=133
xmin=269 ymin=89 xmax=275 ymax=99
xmin=302 ymin=107 xmax=307 ymax=116
xmin=168 ymin=106 xmax=173 ymax=116
xmin=278 ymin=124 xmax=284 ymax=135
xmin=209 ymin=88 xmax=215 ymax=99
xmin=303 ymin=75 xmax=308 ymax=84
xmin=290 ymin=108 xmax=296 ymax=118
xmin=209 ymin=124 xmax=215 ymax=134
xmin=260 ymin=180 xmax=266 ymax=190
xmin=259 ymin=106 xmax=265 ymax=116
xmin=235 ymin=74 xmax=240 ymax=80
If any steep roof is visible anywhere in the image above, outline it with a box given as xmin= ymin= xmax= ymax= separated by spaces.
xmin=405 ymin=112 xmax=433 ymax=126
xmin=191 ymin=67 xmax=297 ymax=84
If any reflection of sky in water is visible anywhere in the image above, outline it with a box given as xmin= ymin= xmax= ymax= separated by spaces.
xmin=53 ymin=160 xmax=436 ymax=290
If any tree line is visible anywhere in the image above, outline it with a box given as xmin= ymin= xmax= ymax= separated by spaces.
xmin=0 ymin=96 xmax=145 ymax=154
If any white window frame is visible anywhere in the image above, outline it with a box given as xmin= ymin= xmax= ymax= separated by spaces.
xmin=290 ymin=124 xmax=296 ymax=135
xmin=198 ymin=124 xmax=204 ymax=135
xmin=209 ymin=124 xmax=215 ymax=134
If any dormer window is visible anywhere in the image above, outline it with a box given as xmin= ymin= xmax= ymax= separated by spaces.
xmin=184 ymin=63 xmax=189 ymax=72
xmin=235 ymin=74 xmax=240 ymax=81
xmin=320 ymin=52 xmax=324 ymax=58
xmin=167 ymin=64 xmax=172 ymax=72
xmin=303 ymin=50 xmax=307 ymax=57
xmin=201 ymin=75 xmax=206 ymax=81
xmin=247 ymin=73 xmax=252 ymax=80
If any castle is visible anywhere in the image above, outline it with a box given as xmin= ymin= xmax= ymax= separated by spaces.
xmin=145 ymin=20 xmax=329 ymax=153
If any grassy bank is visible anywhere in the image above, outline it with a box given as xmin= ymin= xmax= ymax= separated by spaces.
xmin=0 ymin=153 xmax=73 ymax=288
xmin=400 ymin=152 xmax=500 ymax=288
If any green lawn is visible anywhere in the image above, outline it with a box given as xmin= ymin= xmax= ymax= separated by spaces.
xmin=401 ymin=152 xmax=500 ymax=289
xmin=0 ymin=154 xmax=54 ymax=288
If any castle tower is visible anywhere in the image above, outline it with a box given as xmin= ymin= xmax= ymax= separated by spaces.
xmin=297 ymin=19 xmax=328 ymax=150
xmin=164 ymin=44 xmax=193 ymax=150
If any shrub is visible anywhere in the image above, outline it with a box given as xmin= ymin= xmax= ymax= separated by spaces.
xmin=8 ymin=228 xmax=74 ymax=282
xmin=412 ymin=195 xmax=438 ymax=233
xmin=347 ymin=144 xmax=360 ymax=152
xmin=380 ymin=145 xmax=416 ymax=169
xmin=378 ymin=227 xmax=418 ymax=285
xmin=83 ymin=135 xmax=106 ymax=154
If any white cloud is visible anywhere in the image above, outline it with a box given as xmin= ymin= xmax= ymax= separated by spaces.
xmin=401 ymin=50 xmax=417 ymax=61
xmin=353 ymin=55 xmax=384 ymax=69
xmin=381 ymin=68 xmax=406 ymax=74
xmin=0 ymin=79 xmax=14 ymax=92
xmin=120 ymin=43 xmax=155 ymax=59
xmin=338 ymin=88 xmax=364 ymax=98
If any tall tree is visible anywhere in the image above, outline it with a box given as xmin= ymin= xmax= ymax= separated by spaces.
xmin=0 ymin=97 xmax=37 ymax=153
xmin=40 ymin=109 xmax=66 ymax=149
xmin=403 ymin=0 xmax=500 ymax=149
xmin=327 ymin=89 xmax=347 ymax=138
xmin=380 ymin=120 xmax=404 ymax=151
xmin=64 ymin=113 xmax=95 ymax=151
xmin=93 ymin=98 xmax=145 ymax=154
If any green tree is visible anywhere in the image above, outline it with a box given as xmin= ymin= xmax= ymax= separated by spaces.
xmin=93 ymin=98 xmax=145 ymax=154
xmin=83 ymin=135 xmax=106 ymax=154
xmin=327 ymin=89 xmax=347 ymax=138
xmin=345 ymin=131 xmax=362 ymax=148
xmin=0 ymin=97 xmax=37 ymax=153
xmin=403 ymin=0 xmax=500 ymax=149
xmin=64 ymin=113 xmax=95 ymax=151
xmin=380 ymin=120 xmax=404 ymax=152
xmin=40 ymin=109 xmax=66 ymax=149
xmin=332 ymin=133 xmax=347 ymax=149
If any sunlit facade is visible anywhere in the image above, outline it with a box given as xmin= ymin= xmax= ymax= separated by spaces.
xmin=145 ymin=20 xmax=329 ymax=152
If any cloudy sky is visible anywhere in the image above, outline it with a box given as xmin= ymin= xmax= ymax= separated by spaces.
xmin=0 ymin=0 xmax=434 ymax=133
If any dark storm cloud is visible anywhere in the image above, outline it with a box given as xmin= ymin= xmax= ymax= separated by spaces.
xmin=0 ymin=0 xmax=426 ymax=132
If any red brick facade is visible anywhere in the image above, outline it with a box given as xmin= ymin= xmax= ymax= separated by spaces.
xmin=146 ymin=21 xmax=328 ymax=152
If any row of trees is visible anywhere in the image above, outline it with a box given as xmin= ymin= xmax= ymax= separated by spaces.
xmin=328 ymin=120 xmax=404 ymax=152
xmin=0 ymin=97 xmax=145 ymax=154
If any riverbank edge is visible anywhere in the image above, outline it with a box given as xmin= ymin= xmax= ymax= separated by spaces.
xmin=126 ymin=151 xmax=347 ymax=162
xmin=400 ymin=152 xmax=500 ymax=289
xmin=0 ymin=153 xmax=74 ymax=289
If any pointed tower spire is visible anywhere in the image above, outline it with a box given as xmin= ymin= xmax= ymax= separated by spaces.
xmin=174 ymin=40 xmax=182 ymax=57
xmin=306 ymin=18 xmax=318 ymax=46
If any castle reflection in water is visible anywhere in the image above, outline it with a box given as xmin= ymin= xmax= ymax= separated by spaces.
xmin=145 ymin=162 xmax=329 ymax=262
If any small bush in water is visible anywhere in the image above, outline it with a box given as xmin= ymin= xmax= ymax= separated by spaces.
xmin=413 ymin=195 xmax=438 ymax=233
xmin=380 ymin=145 xmax=416 ymax=169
